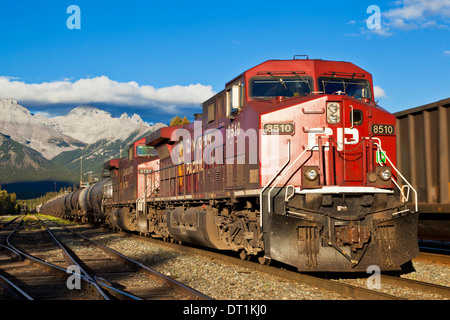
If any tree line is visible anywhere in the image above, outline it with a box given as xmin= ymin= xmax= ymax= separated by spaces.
xmin=19 ymin=187 xmax=73 ymax=213
xmin=0 ymin=185 xmax=18 ymax=214
xmin=0 ymin=185 xmax=73 ymax=215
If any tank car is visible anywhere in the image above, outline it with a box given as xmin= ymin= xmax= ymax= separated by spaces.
xmin=40 ymin=194 xmax=68 ymax=218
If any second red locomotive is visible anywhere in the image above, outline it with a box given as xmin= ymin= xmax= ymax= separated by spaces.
xmin=41 ymin=57 xmax=419 ymax=272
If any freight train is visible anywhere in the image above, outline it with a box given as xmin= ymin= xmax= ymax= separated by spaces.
xmin=40 ymin=57 xmax=419 ymax=272
xmin=394 ymin=98 xmax=450 ymax=241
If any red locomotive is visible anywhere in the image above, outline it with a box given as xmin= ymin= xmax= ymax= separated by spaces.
xmin=41 ymin=57 xmax=419 ymax=272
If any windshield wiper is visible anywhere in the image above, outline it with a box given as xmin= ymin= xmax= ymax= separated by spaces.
xmin=267 ymin=72 xmax=287 ymax=90
xmin=321 ymin=72 xmax=336 ymax=91
xmin=292 ymin=71 xmax=312 ymax=92
xmin=343 ymin=73 xmax=356 ymax=93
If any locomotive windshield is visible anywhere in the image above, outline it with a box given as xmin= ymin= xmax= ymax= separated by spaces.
xmin=251 ymin=76 xmax=313 ymax=98
xmin=318 ymin=77 xmax=372 ymax=100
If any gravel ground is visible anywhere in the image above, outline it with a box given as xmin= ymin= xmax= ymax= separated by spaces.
xmin=75 ymin=227 xmax=346 ymax=300
xmin=401 ymin=260 xmax=450 ymax=287
xmin=332 ymin=260 xmax=449 ymax=299
xmin=19 ymin=217 xmax=448 ymax=301
xmin=72 ymin=226 xmax=450 ymax=300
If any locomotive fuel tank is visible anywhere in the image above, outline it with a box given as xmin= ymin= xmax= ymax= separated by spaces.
xmin=167 ymin=206 xmax=230 ymax=250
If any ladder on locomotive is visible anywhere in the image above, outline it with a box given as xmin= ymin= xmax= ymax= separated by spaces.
xmin=136 ymin=171 xmax=160 ymax=216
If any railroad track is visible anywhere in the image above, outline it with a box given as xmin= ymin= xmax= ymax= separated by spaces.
xmin=4 ymin=215 xmax=448 ymax=300
xmin=0 ymin=215 xmax=211 ymax=300
xmin=0 ymin=215 xmax=79 ymax=300
xmin=419 ymin=239 xmax=450 ymax=255
xmin=416 ymin=252 xmax=450 ymax=265
xmin=117 ymin=229 xmax=450 ymax=300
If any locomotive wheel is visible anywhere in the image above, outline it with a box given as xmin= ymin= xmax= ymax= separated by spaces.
xmin=239 ymin=250 xmax=251 ymax=261
xmin=258 ymin=256 xmax=271 ymax=265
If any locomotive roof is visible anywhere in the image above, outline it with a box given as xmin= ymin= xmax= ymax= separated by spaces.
xmin=145 ymin=125 xmax=185 ymax=147
xmin=245 ymin=59 xmax=371 ymax=79
xmin=103 ymin=158 xmax=120 ymax=170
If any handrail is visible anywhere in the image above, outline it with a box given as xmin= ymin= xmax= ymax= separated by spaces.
xmin=372 ymin=138 xmax=418 ymax=212
xmin=260 ymin=141 xmax=291 ymax=227
xmin=136 ymin=172 xmax=159 ymax=212
xmin=267 ymin=147 xmax=311 ymax=214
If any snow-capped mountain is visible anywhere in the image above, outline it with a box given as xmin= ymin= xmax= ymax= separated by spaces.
xmin=0 ymin=99 xmax=166 ymax=159
xmin=46 ymin=106 xmax=154 ymax=145
xmin=0 ymin=99 xmax=86 ymax=159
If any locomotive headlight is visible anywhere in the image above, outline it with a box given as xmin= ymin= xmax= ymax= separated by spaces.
xmin=327 ymin=113 xmax=340 ymax=124
xmin=378 ymin=167 xmax=392 ymax=181
xmin=305 ymin=168 xmax=319 ymax=181
xmin=327 ymin=102 xmax=341 ymax=124
xmin=327 ymin=102 xmax=339 ymax=113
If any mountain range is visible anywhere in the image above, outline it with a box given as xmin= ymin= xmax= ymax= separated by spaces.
xmin=0 ymin=98 xmax=166 ymax=196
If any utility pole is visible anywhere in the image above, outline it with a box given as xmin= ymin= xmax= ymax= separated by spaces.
xmin=80 ymin=156 xmax=83 ymax=187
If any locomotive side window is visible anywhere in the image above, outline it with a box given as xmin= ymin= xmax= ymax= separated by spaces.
xmin=351 ymin=109 xmax=363 ymax=125
xmin=251 ymin=76 xmax=312 ymax=99
xmin=136 ymin=145 xmax=158 ymax=157
xmin=217 ymin=95 xmax=225 ymax=119
xmin=128 ymin=147 xmax=133 ymax=161
xmin=226 ymin=82 xmax=244 ymax=116
xmin=207 ymin=102 xmax=215 ymax=122
xmin=318 ymin=77 xmax=372 ymax=100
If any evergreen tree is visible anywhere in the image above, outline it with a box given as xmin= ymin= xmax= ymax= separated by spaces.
xmin=170 ymin=116 xmax=190 ymax=126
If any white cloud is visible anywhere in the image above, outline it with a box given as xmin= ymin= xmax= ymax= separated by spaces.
xmin=364 ymin=0 xmax=450 ymax=36
xmin=374 ymin=85 xmax=386 ymax=99
xmin=384 ymin=0 xmax=450 ymax=21
xmin=444 ymin=50 xmax=450 ymax=55
xmin=0 ymin=76 xmax=215 ymax=108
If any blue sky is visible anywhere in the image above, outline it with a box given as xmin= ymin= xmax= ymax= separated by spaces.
xmin=0 ymin=0 xmax=449 ymax=124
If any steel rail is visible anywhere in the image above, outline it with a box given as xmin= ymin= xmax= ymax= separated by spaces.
xmin=416 ymin=252 xmax=450 ymax=265
xmin=380 ymin=275 xmax=450 ymax=299
xmin=0 ymin=272 xmax=34 ymax=300
xmin=0 ymin=216 xmax=20 ymax=229
xmin=34 ymin=215 xmax=112 ymax=300
xmin=35 ymin=215 xmax=148 ymax=300
xmin=5 ymin=215 xmax=110 ymax=300
xmin=0 ymin=217 xmax=34 ymax=300
xmin=38 ymin=215 xmax=212 ymax=300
